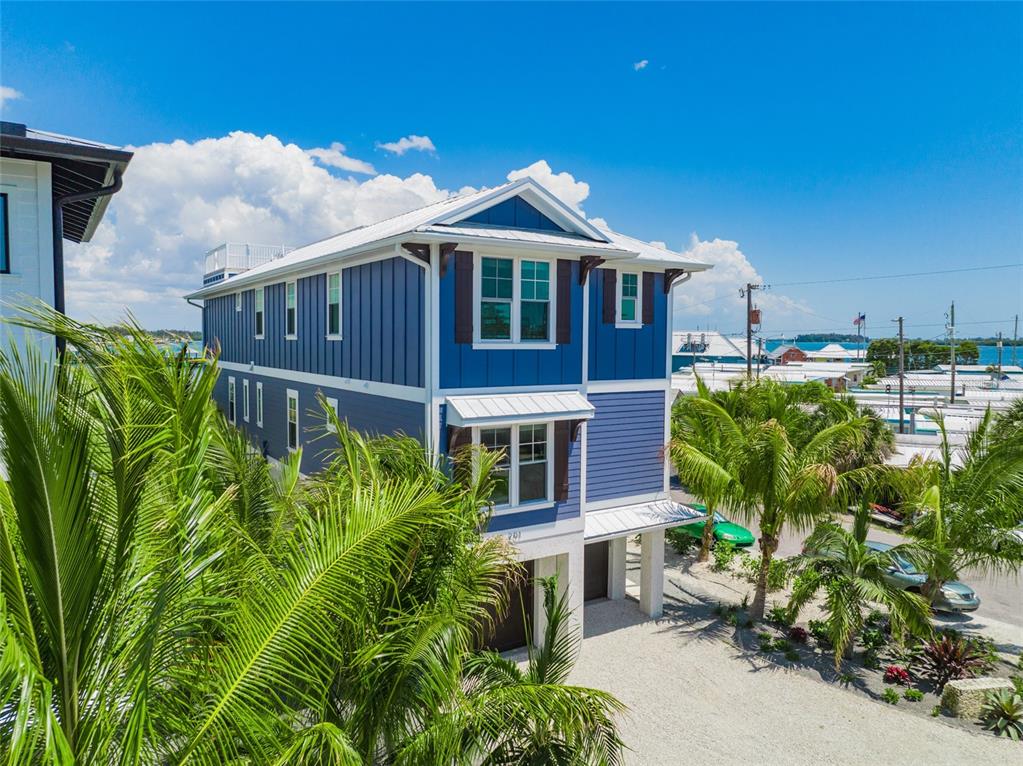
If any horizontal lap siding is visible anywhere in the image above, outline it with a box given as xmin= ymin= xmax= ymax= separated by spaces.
xmin=439 ymin=257 xmax=583 ymax=388
xmin=202 ymin=256 xmax=424 ymax=387
xmin=586 ymin=391 xmax=665 ymax=502
xmin=212 ymin=370 xmax=424 ymax=475
xmin=587 ymin=269 xmax=668 ymax=380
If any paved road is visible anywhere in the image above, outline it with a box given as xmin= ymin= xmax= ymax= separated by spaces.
xmin=672 ymin=489 xmax=1023 ymax=646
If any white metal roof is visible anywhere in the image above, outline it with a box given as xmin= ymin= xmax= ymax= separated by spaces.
xmin=672 ymin=331 xmax=750 ymax=359
xmin=585 ymin=499 xmax=705 ymax=542
xmin=811 ymin=344 xmax=866 ymax=359
xmin=445 ymin=391 xmax=595 ymax=427
xmin=186 ymin=176 xmax=711 ymax=299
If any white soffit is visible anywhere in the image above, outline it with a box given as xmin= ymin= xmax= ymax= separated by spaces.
xmin=446 ymin=391 xmax=595 ymax=427
xmin=585 ymin=499 xmax=706 ymax=542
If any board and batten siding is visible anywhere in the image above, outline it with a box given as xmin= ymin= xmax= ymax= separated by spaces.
xmin=0 ymin=157 xmax=55 ymax=357
xmin=587 ymin=268 xmax=668 ymax=381
xmin=204 ymin=256 xmax=424 ymax=388
xmin=438 ymin=256 xmax=584 ymax=389
xmin=585 ymin=390 xmax=665 ymax=502
xmin=212 ymin=370 xmax=424 ymax=475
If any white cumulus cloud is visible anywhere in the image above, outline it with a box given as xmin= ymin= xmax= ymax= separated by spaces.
xmin=0 ymin=86 xmax=24 ymax=107
xmin=305 ymin=141 xmax=376 ymax=175
xmin=633 ymin=60 xmax=649 ymax=71
xmin=377 ymin=134 xmax=436 ymax=155
xmin=63 ymin=131 xmax=454 ymax=328
xmin=506 ymin=160 xmax=590 ymax=214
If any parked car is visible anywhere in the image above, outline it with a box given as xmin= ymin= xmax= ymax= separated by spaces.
xmin=864 ymin=541 xmax=981 ymax=613
xmin=677 ymin=504 xmax=755 ymax=547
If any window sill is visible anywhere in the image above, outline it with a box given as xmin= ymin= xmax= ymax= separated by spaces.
xmin=325 ymin=334 xmax=343 ymax=342
xmin=614 ymin=321 xmax=643 ymax=330
xmin=254 ymin=334 xmax=264 ymax=341
xmin=256 ymin=422 xmax=263 ymax=429
xmin=491 ymin=499 xmax=556 ymax=517
xmin=285 ymin=334 xmax=298 ymax=341
xmin=473 ymin=341 xmax=557 ymax=351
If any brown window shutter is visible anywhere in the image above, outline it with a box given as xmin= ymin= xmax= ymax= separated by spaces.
xmin=601 ymin=268 xmax=616 ymax=324
xmin=454 ymin=251 xmax=473 ymax=344
xmin=642 ymin=272 xmax=655 ymax=325
xmin=447 ymin=424 xmax=472 ymax=482
xmin=554 ymin=420 xmax=571 ymax=501
xmin=556 ymin=259 xmax=572 ymax=344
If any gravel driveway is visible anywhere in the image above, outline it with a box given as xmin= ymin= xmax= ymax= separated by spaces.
xmin=568 ymin=551 xmax=1020 ymax=765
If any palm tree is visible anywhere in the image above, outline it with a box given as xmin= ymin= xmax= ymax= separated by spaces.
xmin=670 ymin=377 xmax=740 ymax=562
xmin=0 ymin=306 xmax=625 ymax=765
xmin=683 ymin=380 xmax=880 ymax=621
xmin=788 ymin=506 xmax=933 ymax=669
xmin=892 ymin=411 xmax=1023 ymax=605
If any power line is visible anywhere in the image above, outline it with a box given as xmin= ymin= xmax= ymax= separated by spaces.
xmin=770 ymin=262 xmax=1020 ymax=288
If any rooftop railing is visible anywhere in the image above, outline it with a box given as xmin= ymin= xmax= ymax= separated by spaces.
xmin=203 ymin=243 xmax=293 ymax=276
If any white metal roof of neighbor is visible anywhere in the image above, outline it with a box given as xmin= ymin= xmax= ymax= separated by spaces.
xmin=445 ymin=391 xmax=595 ymax=427
xmin=813 ymin=343 xmax=866 ymax=359
xmin=672 ymin=331 xmax=750 ymax=359
xmin=186 ymin=176 xmax=711 ymax=299
xmin=585 ymin=499 xmax=706 ymax=541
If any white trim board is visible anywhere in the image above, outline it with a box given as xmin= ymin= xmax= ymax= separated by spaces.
xmin=584 ymin=491 xmax=668 ymax=513
xmin=585 ymin=379 xmax=670 ymax=393
xmin=217 ymin=361 xmax=427 ymax=403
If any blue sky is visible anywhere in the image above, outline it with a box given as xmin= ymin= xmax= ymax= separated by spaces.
xmin=2 ymin=2 xmax=1020 ymax=338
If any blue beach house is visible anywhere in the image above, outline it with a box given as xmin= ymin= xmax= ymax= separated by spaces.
xmin=186 ymin=176 xmax=711 ymax=648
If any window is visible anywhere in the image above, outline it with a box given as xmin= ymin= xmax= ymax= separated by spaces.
xmin=227 ymin=377 xmax=236 ymax=424
xmin=256 ymin=382 xmax=263 ymax=428
xmin=617 ymin=271 xmax=641 ymax=327
xmin=242 ymin=379 xmax=250 ymax=422
xmin=480 ymin=257 xmax=513 ymax=340
xmin=325 ymin=396 xmax=339 ymax=433
xmin=326 ymin=272 xmax=342 ymax=338
xmin=476 ymin=256 xmax=555 ymax=345
xmin=254 ymin=287 xmax=264 ymax=338
xmin=285 ymin=281 xmax=297 ymax=339
xmin=0 ymin=194 xmax=9 ymax=274
xmin=475 ymin=422 xmax=552 ymax=510
xmin=235 ymin=292 xmax=242 ymax=312
xmin=286 ymin=389 xmax=298 ymax=451
xmin=519 ymin=260 xmax=550 ymax=340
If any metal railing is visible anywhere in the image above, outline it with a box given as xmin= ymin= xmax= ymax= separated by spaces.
xmin=203 ymin=243 xmax=293 ymax=275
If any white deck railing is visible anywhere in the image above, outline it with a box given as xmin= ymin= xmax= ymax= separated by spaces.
xmin=203 ymin=243 xmax=293 ymax=275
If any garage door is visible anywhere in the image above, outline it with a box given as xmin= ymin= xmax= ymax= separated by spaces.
xmin=584 ymin=541 xmax=609 ymax=602
xmin=483 ymin=560 xmax=535 ymax=652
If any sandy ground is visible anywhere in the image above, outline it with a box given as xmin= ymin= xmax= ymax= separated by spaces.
xmin=566 ymin=546 xmax=1021 ymax=765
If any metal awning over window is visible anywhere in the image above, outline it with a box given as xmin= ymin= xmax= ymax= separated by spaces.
xmin=585 ymin=500 xmax=706 ymax=542
xmin=445 ymin=391 xmax=594 ymax=427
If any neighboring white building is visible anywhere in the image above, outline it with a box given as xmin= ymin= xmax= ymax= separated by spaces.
xmin=810 ymin=342 xmax=867 ymax=362
xmin=0 ymin=121 xmax=132 ymax=356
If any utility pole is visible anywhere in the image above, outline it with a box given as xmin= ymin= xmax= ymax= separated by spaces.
xmin=741 ymin=283 xmax=763 ymax=378
xmin=1013 ymin=315 xmax=1018 ymax=368
xmin=895 ymin=316 xmax=905 ymax=434
xmin=948 ymin=301 xmax=956 ymax=404
xmin=997 ymin=331 xmax=1003 ymax=378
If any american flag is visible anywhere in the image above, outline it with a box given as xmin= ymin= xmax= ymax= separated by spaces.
xmin=853 ymin=313 xmax=866 ymax=327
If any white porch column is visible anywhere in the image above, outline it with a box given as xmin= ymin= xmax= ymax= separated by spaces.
xmin=532 ymin=555 xmax=558 ymax=647
xmin=608 ymin=536 xmax=627 ymax=600
xmin=564 ymin=546 xmax=584 ymax=640
xmin=639 ymin=528 xmax=665 ymax=618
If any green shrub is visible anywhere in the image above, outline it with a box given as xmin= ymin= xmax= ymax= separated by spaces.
xmin=808 ymin=619 xmax=830 ymax=644
xmin=864 ymin=609 xmax=887 ymax=628
xmin=767 ymin=604 xmax=794 ymax=628
xmin=739 ymin=552 xmax=791 ymax=591
xmin=882 ymin=687 xmax=900 ymax=705
xmin=837 ymin=671 xmax=856 ymax=685
xmin=931 ymin=705 xmax=941 ymax=717
xmin=903 ymin=689 xmax=924 ymax=702
xmin=666 ymin=527 xmax=696 ymax=555
xmin=712 ymin=540 xmax=737 ymax=572
xmin=981 ymin=690 xmax=1023 ymax=740
xmin=860 ymin=628 xmax=887 ymax=652
xmin=863 ymin=650 xmax=881 ymax=670
xmin=784 ymin=649 xmax=800 ymax=662
xmin=757 ymin=631 xmax=773 ymax=642
xmin=773 ymin=638 xmax=792 ymax=653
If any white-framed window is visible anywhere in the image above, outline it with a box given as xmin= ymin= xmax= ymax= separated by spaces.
xmin=474 ymin=254 xmax=556 ymax=348
xmin=616 ymin=271 xmax=642 ymax=328
xmin=473 ymin=421 xmax=553 ymax=512
xmin=235 ymin=292 xmax=242 ymax=312
xmin=256 ymin=382 xmax=263 ymax=428
xmin=325 ymin=396 xmax=339 ymax=433
xmin=227 ymin=376 xmax=236 ymax=424
xmin=286 ymin=389 xmax=299 ymax=451
xmin=326 ymin=272 xmax=342 ymax=339
xmin=285 ymin=281 xmax=297 ymax=339
xmin=242 ymin=379 xmax=250 ymax=422
xmin=254 ymin=287 xmax=265 ymax=338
